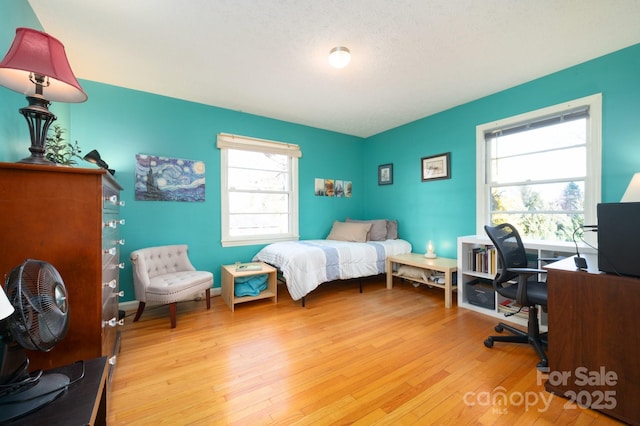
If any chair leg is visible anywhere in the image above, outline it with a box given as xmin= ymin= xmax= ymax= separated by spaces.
xmin=484 ymin=305 xmax=548 ymax=369
xmin=133 ymin=301 xmax=146 ymax=322
xmin=169 ymin=302 xmax=177 ymax=329
xmin=205 ymin=288 xmax=211 ymax=310
xmin=528 ymin=307 xmax=548 ymax=369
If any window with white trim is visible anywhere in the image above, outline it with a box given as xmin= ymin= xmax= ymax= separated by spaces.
xmin=218 ymin=133 xmax=300 ymax=247
xmin=476 ymin=94 xmax=601 ymax=242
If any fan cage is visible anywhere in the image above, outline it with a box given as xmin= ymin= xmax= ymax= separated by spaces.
xmin=5 ymin=259 xmax=69 ymax=352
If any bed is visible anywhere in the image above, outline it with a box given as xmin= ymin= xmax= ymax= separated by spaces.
xmin=252 ymin=219 xmax=412 ymax=303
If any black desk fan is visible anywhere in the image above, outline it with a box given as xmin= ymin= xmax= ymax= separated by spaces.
xmin=0 ymin=259 xmax=70 ymax=423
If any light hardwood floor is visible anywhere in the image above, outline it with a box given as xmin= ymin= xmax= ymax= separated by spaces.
xmin=108 ymin=276 xmax=622 ymax=425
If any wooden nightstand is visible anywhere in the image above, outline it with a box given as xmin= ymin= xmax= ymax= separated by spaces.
xmin=221 ymin=262 xmax=277 ymax=311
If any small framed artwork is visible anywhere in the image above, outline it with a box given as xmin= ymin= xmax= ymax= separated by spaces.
xmin=421 ymin=152 xmax=451 ymax=182
xmin=378 ymin=163 xmax=393 ymax=185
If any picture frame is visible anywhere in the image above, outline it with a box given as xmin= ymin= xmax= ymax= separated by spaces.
xmin=421 ymin=152 xmax=451 ymax=182
xmin=378 ymin=163 xmax=393 ymax=185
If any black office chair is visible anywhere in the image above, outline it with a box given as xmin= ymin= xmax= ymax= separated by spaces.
xmin=483 ymin=223 xmax=548 ymax=369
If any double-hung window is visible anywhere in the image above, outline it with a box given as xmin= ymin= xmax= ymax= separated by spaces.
xmin=218 ymin=133 xmax=301 ymax=247
xmin=476 ymin=94 xmax=601 ymax=242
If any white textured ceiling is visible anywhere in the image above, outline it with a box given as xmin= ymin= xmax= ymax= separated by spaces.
xmin=25 ymin=0 xmax=640 ymax=137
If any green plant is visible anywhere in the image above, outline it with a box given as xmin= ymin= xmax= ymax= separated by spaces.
xmin=45 ymin=125 xmax=82 ymax=166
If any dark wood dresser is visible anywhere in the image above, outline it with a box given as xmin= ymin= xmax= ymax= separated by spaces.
xmin=0 ymin=162 xmax=124 ymax=383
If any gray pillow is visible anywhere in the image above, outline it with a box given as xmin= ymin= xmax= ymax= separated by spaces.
xmin=386 ymin=220 xmax=398 ymax=239
xmin=346 ymin=218 xmax=388 ymax=241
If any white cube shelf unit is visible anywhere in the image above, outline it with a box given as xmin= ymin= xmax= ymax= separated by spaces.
xmin=457 ymin=235 xmax=595 ymax=328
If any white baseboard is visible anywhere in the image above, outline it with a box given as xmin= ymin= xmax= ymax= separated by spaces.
xmin=118 ymin=287 xmax=221 ymax=313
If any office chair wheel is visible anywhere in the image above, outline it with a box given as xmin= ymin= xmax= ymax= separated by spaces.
xmin=484 ymin=338 xmax=494 ymax=348
xmin=537 ymin=360 xmax=548 ymax=370
xmin=495 ymin=325 xmax=504 ymax=333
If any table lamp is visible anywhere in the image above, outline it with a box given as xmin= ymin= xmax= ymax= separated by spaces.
xmin=425 ymin=240 xmax=437 ymax=258
xmin=0 ymin=285 xmax=15 ymax=321
xmin=621 ymin=173 xmax=640 ymax=202
xmin=0 ymin=27 xmax=87 ymax=165
xmin=84 ymin=149 xmax=115 ymax=175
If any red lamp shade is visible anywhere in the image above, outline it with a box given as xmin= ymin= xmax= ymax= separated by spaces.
xmin=0 ymin=27 xmax=87 ymax=103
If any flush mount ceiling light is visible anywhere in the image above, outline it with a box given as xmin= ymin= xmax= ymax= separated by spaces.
xmin=328 ymin=46 xmax=351 ymax=69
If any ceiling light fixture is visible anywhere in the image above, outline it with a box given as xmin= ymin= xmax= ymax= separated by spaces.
xmin=328 ymin=46 xmax=351 ymax=69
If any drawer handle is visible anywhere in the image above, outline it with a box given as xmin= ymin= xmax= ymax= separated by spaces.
xmin=105 ymin=195 xmax=118 ymax=205
xmin=105 ymin=195 xmax=125 ymax=207
xmin=103 ymin=219 xmax=125 ymax=229
xmin=118 ymin=262 xmax=125 ymax=270
xmin=117 ymin=239 xmax=125 ymax=246
xmin=103 ymin=279 xmax=117 ymax=289
xmin=104 ymin=247 xmax=117 ymax=256
xmin=116 ymin=291 xmax=124 ymax=298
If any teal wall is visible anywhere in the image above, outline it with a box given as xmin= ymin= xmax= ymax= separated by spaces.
xmin=2 ymin=1 xmax=640 ymax=302
xmin=364 ymin=43 xmax=640 ymax=259
xmin=70 ymin=82 xmax=365 ymax=300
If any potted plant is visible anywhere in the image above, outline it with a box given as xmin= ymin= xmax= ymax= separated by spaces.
xmin=45 ymin=125 xmax=82 ymax=166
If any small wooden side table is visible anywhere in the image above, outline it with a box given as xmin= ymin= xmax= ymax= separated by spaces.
xmin=386 ymin=253 xmax=458 ymax=308
xmin=221 ymin=262 xmax=277 ymax=311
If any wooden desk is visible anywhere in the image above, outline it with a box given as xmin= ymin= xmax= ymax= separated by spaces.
xmin=386 ymin=254 xmax=457 ymax=308
xmin=8 ymin=357 xmax=108 ymax=426
xmin=545 ymin=255 xmax=640 ymax=425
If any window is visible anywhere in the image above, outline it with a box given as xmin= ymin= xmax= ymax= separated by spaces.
xmin=218 ymin=133 xmax=301 ymax=247
xmin=476 ymin=94 xmax=601 ymax=242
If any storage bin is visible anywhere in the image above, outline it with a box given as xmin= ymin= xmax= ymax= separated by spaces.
xmin=465 ymin=279 xmax=495 ymax=309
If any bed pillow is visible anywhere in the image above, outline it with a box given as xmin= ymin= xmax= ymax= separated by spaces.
xmin=386 ymin=219 xmax=398 ymax=240
xmin=326 ymin=221 xmax=372 ymax=242
xmin=345 ymin=218 xmax=388 ymax=241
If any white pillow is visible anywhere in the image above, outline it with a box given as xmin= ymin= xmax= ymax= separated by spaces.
xmin=326 ymin=221 xmax=372 ymax=242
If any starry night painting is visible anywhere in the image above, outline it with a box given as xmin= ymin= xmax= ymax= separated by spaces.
xmin=135 ymin=154 xmax=206 ymax=202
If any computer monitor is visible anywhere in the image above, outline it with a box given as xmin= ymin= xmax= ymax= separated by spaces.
xmin=597 ymin=202 xmax=640 ymax=277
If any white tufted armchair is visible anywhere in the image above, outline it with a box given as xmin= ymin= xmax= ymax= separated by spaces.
xmin=130 ymin=244 xmax=213 ymax=328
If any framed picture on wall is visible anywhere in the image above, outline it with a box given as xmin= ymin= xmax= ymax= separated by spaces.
xmin=421 ymin=152 xmax=450 ymax=182
xmin=378 ymin=164 xmax=393 ymax=185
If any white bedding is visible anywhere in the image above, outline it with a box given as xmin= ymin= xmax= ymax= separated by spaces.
xmin=252 ymin=239 xmax=412 ymax=300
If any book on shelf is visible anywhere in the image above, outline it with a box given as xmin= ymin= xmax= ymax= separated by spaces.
xmin=467 ymin=245 xmax=498 ymax=275
xmin=498 ymin=299 xmax=529 ymax=318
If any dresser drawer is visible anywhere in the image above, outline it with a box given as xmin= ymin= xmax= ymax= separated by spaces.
xmin=101 ymin=173 xmax=124 ymax=383
xmin=103 ymin=179 xmax=123 ymax=213
xmin=101 ymin=245 xmax=122 ymax=374
xmin=102 ymin=225 xmax=123 ymax=266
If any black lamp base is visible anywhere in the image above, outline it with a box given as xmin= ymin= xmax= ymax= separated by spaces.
xmin=17 ymin=155 xmax=55 ymax=166
xmin=17 ymin=96 xmax=57 ymax=166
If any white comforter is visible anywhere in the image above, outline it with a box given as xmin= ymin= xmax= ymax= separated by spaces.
xmin=253 ymin=239 xmax=412 ymax=300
